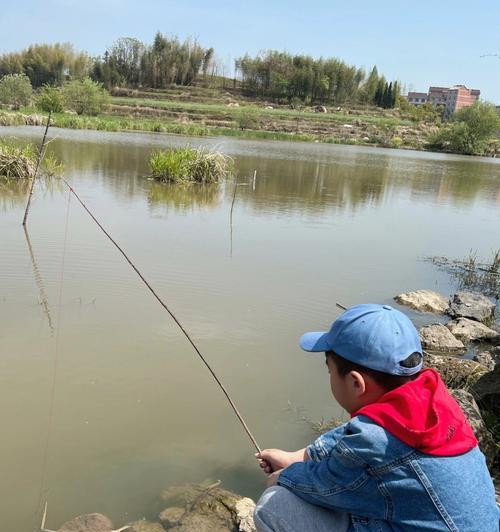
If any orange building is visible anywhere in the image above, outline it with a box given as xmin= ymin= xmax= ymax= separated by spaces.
xmin=443 ymin=85 xmax=480 ymax=119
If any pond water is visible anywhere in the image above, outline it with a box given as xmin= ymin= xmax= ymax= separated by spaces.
xmin=0 ymin=126 xmax=499 ymax=530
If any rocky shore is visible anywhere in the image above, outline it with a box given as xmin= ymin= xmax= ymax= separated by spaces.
xmin=45 ymin=289 xmax=499 ymax=531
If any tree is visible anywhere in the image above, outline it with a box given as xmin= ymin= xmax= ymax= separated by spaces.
xmin=36 ymin=84 xmax=64 ymax=113
xmin=428 ymin=101 xmax=500 ymax=154
xmin=62 ymin=77 xmax=109 ymax=115
xmin=0 ymin=73 xmax=32 ymax=109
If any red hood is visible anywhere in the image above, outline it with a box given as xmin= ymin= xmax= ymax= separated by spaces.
xmin=354 ymin=369 xmax=477 ymax=456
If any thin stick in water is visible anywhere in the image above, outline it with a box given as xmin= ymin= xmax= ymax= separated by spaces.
xmin=22 ymin=111 xmax=52 ymax=226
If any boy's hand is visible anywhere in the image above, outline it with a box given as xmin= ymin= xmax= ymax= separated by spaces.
xmin=266 ymin=468 xmax=283 ymax=487
xmin=255 ymin=448 xmax=308 ymax=474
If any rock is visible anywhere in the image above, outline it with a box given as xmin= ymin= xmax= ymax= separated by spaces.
xmin=163 ymin=486 xmax=256 ymax=532
xmin=471 ymin=364 xmax=500 ymax=403
xmin=424 ymin=353 xmax=488 ymax=390
xmin=473 ymin=351 xmax=496 ymax=371
xmin=313 ymin=105 xmax=327 ymax=113
xmin=159 ymin=507 xmax=185 ymax=528
xmin=235 ymin=498 xmax=256 ymax=532
xmin=126 ymin=521 xmax=164 ymax=532
xmin=394 ymin=290 xmax=448 ymax=314
xmin=265 ymin=106 xmax=273 ymax=110
xmin=58 ymin=513 xmax=114 ymax=532
xmin=450 ymin=389 xmax=497 ymax=469
xmin=342 ymin=124 xmax=353 ymax=128
xmin=419 ymin=324 xmax=465 ymax=353
xmin=447 ymin=291 xmax=496 ymax=323
xmin=446 ymin=318 xmax=499 ymax=344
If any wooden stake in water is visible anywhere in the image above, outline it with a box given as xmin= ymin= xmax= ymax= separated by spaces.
xmin=252 ymin=169 xmax=257 ymax=191
xmin=22 ymin=111 xmax=52 ymax=226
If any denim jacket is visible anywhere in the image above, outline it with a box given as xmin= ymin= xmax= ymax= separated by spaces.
xmin=278 ymin=415 xmax=499 ymax=531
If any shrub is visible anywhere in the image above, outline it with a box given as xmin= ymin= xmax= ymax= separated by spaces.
xmin=36 ymin=85 xmax=64 ymax=113
xmin=428 ymin=102 xmax=500 ymax=155
xmin=62 ymin=77 xmax=110 ymax=115
xmin=237 ymin=108 xmax=259 ymax=130
xmin=0 ymin=74 xmax=32 ymax=110
xmin=149 ymin=146 xmax=233 ymax=184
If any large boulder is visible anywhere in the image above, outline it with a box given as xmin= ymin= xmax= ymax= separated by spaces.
xmin=57 ymin=513 xmax=114 ymax=532
xmin=419 ymin=324 xmax=465 ymax=353
xmin=446 ymin=318 xmax=499 ymax=344
xmin=447 ymin=291 xmax=496 ymax=323
xmin=394 ymin=290 xmax=448 ymax=314
xmin=450 ymin=389 xmax=497 ymax=469
xmin=424 ymin=353 xmax=488 ymax=390
xmin=160 ymin=484 xmax=256 ymax=532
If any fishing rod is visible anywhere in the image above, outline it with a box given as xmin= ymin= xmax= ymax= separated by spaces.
xmin=59 ymin=177 xmax=262 ymax=453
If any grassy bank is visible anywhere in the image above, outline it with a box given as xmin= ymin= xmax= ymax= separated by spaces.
xmin=0 ymin=83 xmax=464 ymax=151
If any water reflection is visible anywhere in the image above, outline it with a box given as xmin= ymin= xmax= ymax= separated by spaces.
xmin=148 ymin=182 xmax=221 ymax=213
xmin=1 ymin=128 xmax=499 ymax=215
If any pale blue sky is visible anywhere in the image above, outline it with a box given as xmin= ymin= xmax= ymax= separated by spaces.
xmin=2 ymin=0 xmax=499 ymax=102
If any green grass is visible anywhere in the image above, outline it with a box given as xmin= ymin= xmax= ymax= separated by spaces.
xmin=110 ymin=96 xmax=413 ymax=127
xmin=1 ymin=107 xmax=419 ymax=149
xmin=0 ymin=140 xmax=63 ymax=178
xmin=149 ymin=146 xmax=234 ymax=184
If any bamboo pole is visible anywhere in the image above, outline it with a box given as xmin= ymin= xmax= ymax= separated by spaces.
xmin=22 ymin=111 xmax=52 ymax=226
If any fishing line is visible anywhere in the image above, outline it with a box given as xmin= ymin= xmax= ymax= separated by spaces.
xmin=60 ymin=177 xmax=262 ymax=453
xmin=33 ymin=189 xmax=72 ymax=528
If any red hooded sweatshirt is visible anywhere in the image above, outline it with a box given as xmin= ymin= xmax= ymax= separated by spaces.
xmin=354 ymin=368 xmax=477 ymax=456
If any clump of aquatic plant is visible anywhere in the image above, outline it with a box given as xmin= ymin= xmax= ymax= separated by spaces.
xmin=0 ymin=141 xmax=63 ymax=179
xmin=149 ymin=146 xmax=234 ymax=184
xmin=0 ymin=143 xmax=37 ymax=178
xmin=427 ymin=249 xmax=500 ymax=299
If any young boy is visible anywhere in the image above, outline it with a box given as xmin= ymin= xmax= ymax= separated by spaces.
xmin=254 ymin=304 xmax=499 ymax=531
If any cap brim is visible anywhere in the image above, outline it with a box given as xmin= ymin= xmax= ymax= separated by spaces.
xmin=299 ymin=332 xmax=330 ymax=352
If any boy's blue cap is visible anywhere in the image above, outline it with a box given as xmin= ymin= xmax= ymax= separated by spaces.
xmin=300 ymin=304 xmax=423 ymax=376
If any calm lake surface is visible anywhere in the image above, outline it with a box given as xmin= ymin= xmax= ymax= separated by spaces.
xmin=1 ymin=126 xmax=499 ymax=530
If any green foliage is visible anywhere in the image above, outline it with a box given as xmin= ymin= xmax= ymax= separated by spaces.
xmin=398 ymin=98 xmax=442 ymax=123
xmin=35 ymin=85 xmax=64 ymax=113
xmin=235 ymin=51 xmax=393 ymax=105
xmin=93 ymin=33 xmax=206 ymax=89
xmin=428 ymin=102 xmax=500 ymax=155
xmin=0 ymin=141 xmax=63 ymax=178
xmin=62 ymin=78 xmax=110 ymax=115
xmin=149 ymin=146 xmax=233 ymax=183
xmin=236 ymin=108 xmax=259 ymax=129
xmin=0 ymin=43 xmax=89 ymax=87
xmin=0 ymin=73 xmax=32 ymax=109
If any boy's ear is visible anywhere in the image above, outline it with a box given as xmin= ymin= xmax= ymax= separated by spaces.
xmin=348 ymin=371 xmax=367 ymax=396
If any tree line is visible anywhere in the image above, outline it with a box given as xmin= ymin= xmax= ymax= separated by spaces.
xmin=235 ymin=51 xmax=399 ymax=106
xmin=0 ymin=33 xmax=400 ymax=107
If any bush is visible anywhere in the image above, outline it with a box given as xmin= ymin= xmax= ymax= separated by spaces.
xmin=0 ymin=74 xmax=32 ymax=110
xmin=62 ymin=77 xmax=110 ymax=115
xmin=149 ymin=146 xmax=233 ymax=184
xmin=36 ymin=85 xmax=64 ymax=113
xmin=236 ymin=109 xmax=259 ymax=130
xmin=428 ymin=102 xmax=500 ymax=155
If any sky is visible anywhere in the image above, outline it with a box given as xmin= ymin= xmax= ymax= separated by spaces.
xmin=1 ymin=0 xmax=499 ymax=102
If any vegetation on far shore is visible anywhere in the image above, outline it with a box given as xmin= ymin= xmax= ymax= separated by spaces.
xmin=149 ymin=146 xmax=233 ymax=184
xmin=0 ymin=37 xmax=498 ymax=155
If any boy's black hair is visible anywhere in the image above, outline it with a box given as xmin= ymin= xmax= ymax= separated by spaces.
xmin=326 ymin=350 xmax=422 ymax=391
